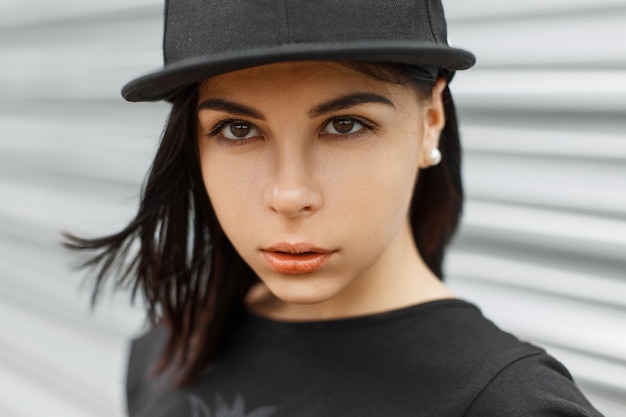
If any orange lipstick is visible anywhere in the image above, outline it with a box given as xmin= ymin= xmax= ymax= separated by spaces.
xmin=261 ymin=243 xmax=334 ymax=274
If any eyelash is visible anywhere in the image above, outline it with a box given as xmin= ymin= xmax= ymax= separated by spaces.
xmin=206 ymin=118 xmax=256 ymax=145
xmin=205 ymin=116 xmax=376 ymax=145
xmin=320 ymin=116 xmax=376 ymax=140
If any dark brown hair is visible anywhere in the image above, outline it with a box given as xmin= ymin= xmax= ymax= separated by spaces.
xmin=65 ymin=62 xmax=463 ymax=386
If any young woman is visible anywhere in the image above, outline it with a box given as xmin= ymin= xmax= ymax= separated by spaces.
xmin=68 ymin=0 xmax=604 ymax=416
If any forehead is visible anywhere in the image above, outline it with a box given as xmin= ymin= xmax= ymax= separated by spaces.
xmin=198 ymin=61 xmax=404 ymax=101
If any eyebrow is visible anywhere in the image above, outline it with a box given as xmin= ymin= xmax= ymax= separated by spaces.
xmin=309 ymin=92 xmax=394 ymax=118
xmin=196 ymin=92 xmax=394 ymax=120
xmin=197 ymin=98 xmax=265 ymax=120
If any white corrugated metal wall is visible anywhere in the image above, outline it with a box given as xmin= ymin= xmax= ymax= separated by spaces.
xmin=0 ymin=1 xmax=624 ymax=416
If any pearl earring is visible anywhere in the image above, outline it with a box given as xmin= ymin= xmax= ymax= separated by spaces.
xmin=427 ymin=148 xmax=442 ymax=166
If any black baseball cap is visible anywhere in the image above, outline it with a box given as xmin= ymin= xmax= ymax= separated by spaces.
xmin=122 ymin=0 xmax=475 ymax=102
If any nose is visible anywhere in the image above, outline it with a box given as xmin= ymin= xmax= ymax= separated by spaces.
xmin=262 ymin=146 xmax=323 ymax=217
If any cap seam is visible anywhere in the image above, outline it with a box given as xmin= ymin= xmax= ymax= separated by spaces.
xmin=424 ymin=0 xmax=438 ymax=44
xmin=162 ymin=0 xmax=170 ymax=64
xmin=284 ymin=0 xmax=292 ymax=44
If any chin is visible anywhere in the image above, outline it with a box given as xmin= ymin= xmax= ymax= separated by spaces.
xmin=264 ymin=277 xmax=343 ymax=306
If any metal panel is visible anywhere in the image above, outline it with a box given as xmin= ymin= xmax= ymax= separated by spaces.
xmin=0 ymin=3 xmax=164 ymax=416
xmin=0 ymin=1 xmax=623 ymax=416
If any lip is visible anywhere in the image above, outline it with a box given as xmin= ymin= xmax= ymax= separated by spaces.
xmin=261 ymin=243 xmax=334 ymax=274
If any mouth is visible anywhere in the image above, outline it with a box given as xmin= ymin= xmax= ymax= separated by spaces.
xmin=261 ymin=243 xmax=335 ymax=274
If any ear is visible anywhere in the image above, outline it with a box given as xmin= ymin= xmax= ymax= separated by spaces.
xmin=419 ymin=77 xmax=447 ymax=168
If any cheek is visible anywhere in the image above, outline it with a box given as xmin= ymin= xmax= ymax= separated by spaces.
xmin=325 ymin=137 xmax=420 ymax=236
xmin=199 ymin=145 xmax=265 ymax=243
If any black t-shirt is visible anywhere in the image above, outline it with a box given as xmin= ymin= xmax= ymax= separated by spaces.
xmin=126 ymin=299 xmax=603 ymax=416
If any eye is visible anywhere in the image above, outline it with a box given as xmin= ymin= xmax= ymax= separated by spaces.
xmin=322 ymin=116 xmax=366 ymax=136
xmin=220 ymin=120 xmax=260 ymax=140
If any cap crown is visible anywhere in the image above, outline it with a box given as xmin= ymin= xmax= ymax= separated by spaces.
xmin=164 ymin=0 xmax=449 ymax=65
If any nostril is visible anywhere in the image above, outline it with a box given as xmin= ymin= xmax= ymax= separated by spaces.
xmin=263 ymin=183 xmax=322 ymax=216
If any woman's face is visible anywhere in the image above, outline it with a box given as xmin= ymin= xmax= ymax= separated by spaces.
xmin=197 ymin=61 xmax=446 ymax=316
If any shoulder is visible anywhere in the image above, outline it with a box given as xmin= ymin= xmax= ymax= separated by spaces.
xmin=399 ymin=300 xmax=603 ymax=416
xmin=126 ymin=324 xmax=168 ymax=393
xmin=402 ymin=299 xmax=542 ymax=370
xmin=463 ymin=351 xmax=604 ymax=417
xmin=126 ymin=324 xmax=188 ymax=417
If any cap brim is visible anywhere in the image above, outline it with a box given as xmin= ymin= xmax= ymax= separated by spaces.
xmin=122 ymin=41 xmax=476 ymax=102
